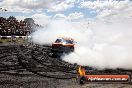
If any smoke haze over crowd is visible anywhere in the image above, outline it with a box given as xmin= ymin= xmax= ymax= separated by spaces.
xmin=31 ymin=0 xmax=132 ymax=69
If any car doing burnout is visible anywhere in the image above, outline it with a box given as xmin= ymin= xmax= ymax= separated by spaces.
xmin=51 ymin=37 xmax=75 ymax=57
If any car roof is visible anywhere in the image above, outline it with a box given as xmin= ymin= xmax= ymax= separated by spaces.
xmin=57 ymin=37 xmax=74 ymax=41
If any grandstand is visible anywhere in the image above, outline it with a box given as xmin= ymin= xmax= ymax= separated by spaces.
xmin=0 ymin=16 xmax=40 ymax=43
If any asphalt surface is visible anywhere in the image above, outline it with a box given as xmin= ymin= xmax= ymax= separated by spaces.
xmin=0 ymin=43 xmax=132 ymax=88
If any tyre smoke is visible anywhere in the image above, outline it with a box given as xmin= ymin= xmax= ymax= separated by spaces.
xmin=63 ymin=18 xmax=132 ymax=69
xmin=31 ymin=2 xmax=132 ymax=69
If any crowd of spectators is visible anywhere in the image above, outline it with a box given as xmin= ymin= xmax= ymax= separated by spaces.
xmin=0 ymin=16 xmax=41 ymax=36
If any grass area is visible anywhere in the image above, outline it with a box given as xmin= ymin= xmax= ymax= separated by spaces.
xmin=0 ymin=38 xmax=25 ymax=44
xmin=0 ymin=39 xmax=11 ymax=43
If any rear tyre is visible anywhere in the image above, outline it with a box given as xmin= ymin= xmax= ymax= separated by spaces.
xmin=52 ymin=53 xmax=57 ymax=58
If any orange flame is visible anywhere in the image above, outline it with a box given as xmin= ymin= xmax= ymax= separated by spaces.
xmin=78 ymin=66 xmax=86 ymax=76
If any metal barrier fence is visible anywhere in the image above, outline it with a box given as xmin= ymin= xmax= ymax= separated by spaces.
xmin=0 ymin=36 xmax=31 ymax=39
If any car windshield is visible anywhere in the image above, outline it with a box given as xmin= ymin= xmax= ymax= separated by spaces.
xmin=55 ymin=39 xmax=62 ymax=43
xmin=55 ymin=38 xmax=74 ymax=44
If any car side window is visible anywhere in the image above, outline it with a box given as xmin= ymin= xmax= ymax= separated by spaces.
xmin=66 ymin=40 xmax=73 ymax=44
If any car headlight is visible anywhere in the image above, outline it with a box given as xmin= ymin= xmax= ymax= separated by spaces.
xmin=62 ymin=42 xmax=66 ymax=45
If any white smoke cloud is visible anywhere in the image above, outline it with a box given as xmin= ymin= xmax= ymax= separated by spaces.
xmin=31 ymin=1 xmax=132 ymax=69
xmin=63 ymin=18 xmax=132 ymax=69
xmin=31 ymin=20 xmax=88 ymax=45
xmin=31 ymin=13 xmax=51 ymax=26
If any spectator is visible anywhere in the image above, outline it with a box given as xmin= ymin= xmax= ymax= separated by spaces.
xmin=0 ymin=16 xmax=41 ymax=36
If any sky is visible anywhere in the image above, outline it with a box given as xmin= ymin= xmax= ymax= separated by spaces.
xmin=0 ymin=0 xmax=131 ymax=25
